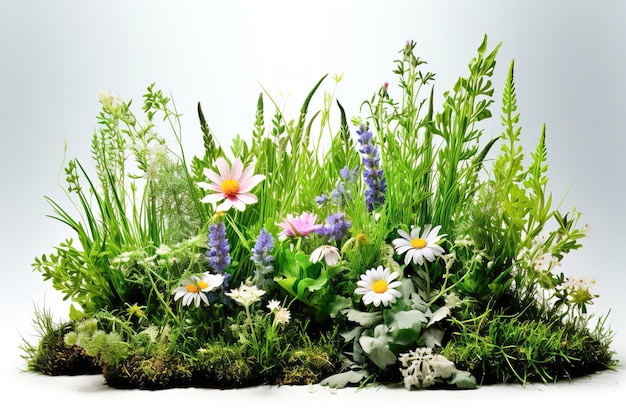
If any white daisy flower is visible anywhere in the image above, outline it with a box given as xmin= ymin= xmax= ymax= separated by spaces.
xmin=171 ymin=273 xmax=224 ymax=307
xmin=355 ymin=265 xmax=402 ymax=307
xmin=309 ymin=245 xmax=341 ymax=266
xmin=392 ymin=224 xmax=446 ymax=266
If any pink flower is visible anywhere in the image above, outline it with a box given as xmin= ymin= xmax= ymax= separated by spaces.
xmin=197 ymin=157 xmax=265 ymax=211
xmin=277 ymin=212 xmax=322 ymax=240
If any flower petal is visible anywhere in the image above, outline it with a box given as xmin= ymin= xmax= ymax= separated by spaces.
xmin=239 ymin=173 xmax=265 ymax=192
xmin=201 ymin=193 xmax=226 ymax=204
xmin=235 ymin=192 xmax=258 ymax=204
xmin=230 ymin=158 xmax=243 ymax=181
xmin=203 ymin=167 xmax=223 ymax=185
xmin=215 ymin=157 xmax=231 ymax=179
xmin=215 ymin=199 xmax=234 ymax=212
xmin=397 ymin=229 xmax=412 ymax=241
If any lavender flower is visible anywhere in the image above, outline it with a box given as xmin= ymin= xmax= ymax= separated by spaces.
xmin=207 ymin=222 xmax=231 ymax=276
xmin=317 ymin=212 xmax=351 ymax=242
xmin=251 ymin=228 xmax=275 ymax=285
xmin=315 ymin=165 xmax=359 ymax=208
xmin=357 ymin=124 xmax=386 ymax=211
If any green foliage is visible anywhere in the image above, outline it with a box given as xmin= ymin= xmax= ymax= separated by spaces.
xmin=442 ymin=308 xmax=617 ymax=385
xmin=27 ymin=36 xmax=615 ymax=390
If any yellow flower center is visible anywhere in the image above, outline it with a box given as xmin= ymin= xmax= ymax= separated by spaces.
xmin=185 ymin=283 xmax=199 ymax=293
xmin=411 ymin=238 xmax=427 ymax=249
xmin=197 ymin=281 xmax=209 ymax=290
xmin=371 ymin=279 xmax=388 ymax=294
xmin=221 ymin=179 xmax=240 ymax=197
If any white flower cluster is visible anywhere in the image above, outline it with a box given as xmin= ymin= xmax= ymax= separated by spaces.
xmin=266 ymin=299 xmax=291 ymax=325
xmin=398 ymin=347 xmax=456 ymax=390
xmin=558 ymin=276 xmax=596 ymax=292
xmin=227 ymin=282 xmax=266 ymax=308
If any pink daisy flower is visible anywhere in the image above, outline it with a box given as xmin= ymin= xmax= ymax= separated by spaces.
xmin=277 ymin=212 xmax=322 ymax=240
xmin=197 ymin=157 xmax=265 ymax=211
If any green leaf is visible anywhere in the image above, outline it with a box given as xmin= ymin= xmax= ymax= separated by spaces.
xmin=346 ymin=308 xmax=383 ymax=327
xmin=328 ymin=296 xmax=352 ymax=318
xmin=320 ymin=369 xmax=369 ymax=389
xmin=422 ymin=327 xmax=444 ymax=348
xmin=69 ymin=304 xmax=85 ymax=321
xmin=359 ymin=324 xmax=397 ymax=369
xmin=296 ymin=273 xmax=327 ymax=298
xmin=427 ymin=306 xmax=451 ymax=327
xmin=274 ymin=276 xmax=297 ymax=298
xmin=389 ymin=309 xmax=427 ymax=330
xmin=448 ymin=370 xmax=477 ymax=389
xmin=388 ymin=309 xmax=427 ymax=345
xmin=340 ymin=326 xmax=364 ymax=342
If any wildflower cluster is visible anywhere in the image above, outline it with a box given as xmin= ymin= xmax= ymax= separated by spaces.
xmin=27 ymin=37 xmax=614 ymax=391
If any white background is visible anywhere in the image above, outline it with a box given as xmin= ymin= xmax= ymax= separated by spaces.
xmin=1 ymin=0 xmax=624 ymax=413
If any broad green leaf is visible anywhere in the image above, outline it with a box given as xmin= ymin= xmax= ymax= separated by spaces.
xmin=274 ymin=276 xmax=297 ymax=298
xmin=427 ymin=306 xmax=451 ymax=327
xmin=320 ymin=369 xmax=369 ymax=389
xmin=422 ymin=327 xmax=444 ymax=348
xmin=448 ymin=370 xmax=477 ymax=389
xmin=389 ymin=309 xmax=427 ymax=330
xmin=359 ymin=324 xmax=396 ymax=369
xmin=346 ymin=308 xmax=383 ymax=327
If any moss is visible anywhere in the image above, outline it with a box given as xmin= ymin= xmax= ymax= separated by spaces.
xmin=102 ymin=353 xmax=193 ymax=389
xmin=194 ymin=342 xmax=260 ymax=388
xmin=21 ymin=314 xmax=101 ymax=376
xmin=441 ymin=312 xmax=616 ymax=385
xmin=277 ymin=344 xmax=338 ymax=385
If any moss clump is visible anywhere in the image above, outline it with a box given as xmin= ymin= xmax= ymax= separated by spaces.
xmin=194 ymin=342 xmax=259 ymax=388
xmin=21 ymin=308 xmax=101 ymax=376
xmin=102 ymin=353 xmax=193 ymax=389
xmin=277 ymin=344 xmax=338 ymax=385
xmin=25 ymin=324 xmax=101 ymax=376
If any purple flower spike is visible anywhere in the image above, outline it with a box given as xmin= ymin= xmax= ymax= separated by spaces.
xmin=357 ymin=124 xmax=386 ymax=211
xmin=251 ymin=227 xmax=275 ymax=279
xmin=207 ymin=222 xmax=231 ymax=275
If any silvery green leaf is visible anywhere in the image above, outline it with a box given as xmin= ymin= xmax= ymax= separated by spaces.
xmin=410 ymin=292 xmax=429 ymax=313
xmin=422 ymin=327 xmax=444 ymax=348
xmin=340 ymin=326 xmax=363 ymax=342
xmin=346 ymin=308 xmax=383 ymax=327
xmin=448 ymin=370 xmax=477 ymax=389
xmin=389 ymin=309 xmax=427 ymax=331
xmin=359 ymin=324 xmax=396 ymax=369
xmin=427 ymin=306 xmax=451 ymax=327
xmin=320 ymin=369 xmax=369 ymax=389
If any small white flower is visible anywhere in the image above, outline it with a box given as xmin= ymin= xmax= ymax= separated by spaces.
xmin=309 ymin=245 xmax=341 ymax=266
xmin=144 ymin=141 xmax=169 ymax=180
xmin=444 ymin=292 xmax=463 ymax=309
xmin=558 ymin=276 xmax=596 ymax=292
xmin=392 ymin=224 xmax=446 ymax=266
xmin=274 ymin=307 xmax=291 ymax=324
xmin=266 ymin=299 xmax=281 ymax=312
xmin=354 ymin=265 xmax=402 ymax=307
